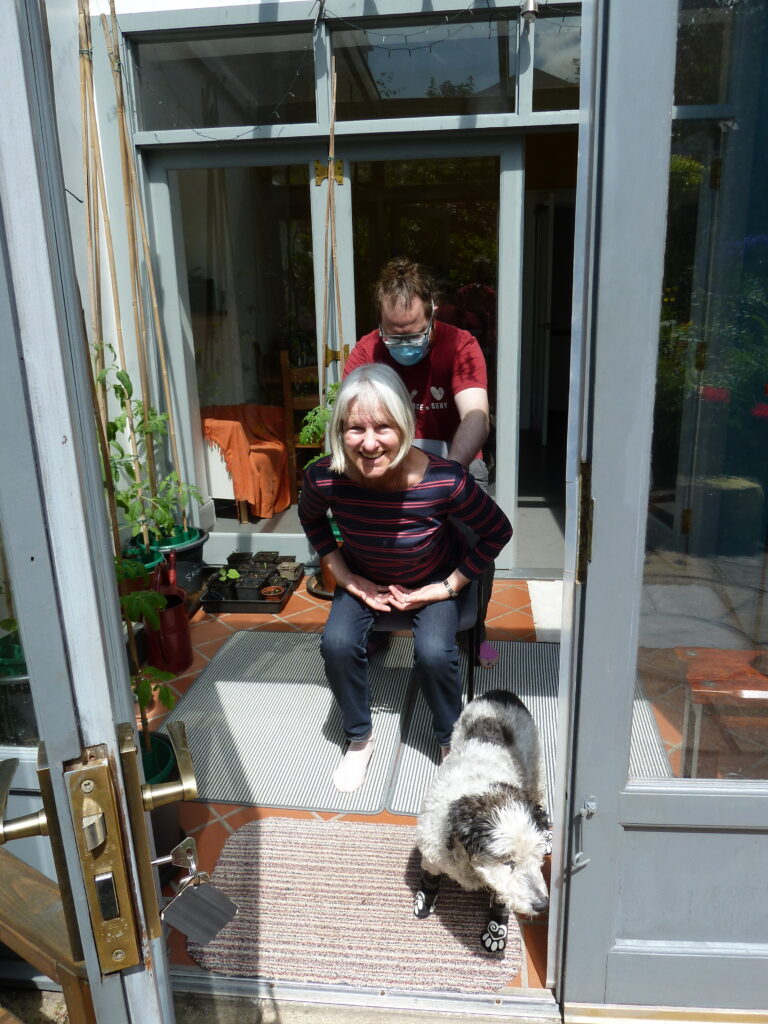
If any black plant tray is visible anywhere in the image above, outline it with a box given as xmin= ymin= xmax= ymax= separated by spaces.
xmin=200 ymin=571 xmax=303 ymax=614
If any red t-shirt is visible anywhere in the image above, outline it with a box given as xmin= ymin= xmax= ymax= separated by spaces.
xmin=343 ymin=321 xmax=487 ymax=457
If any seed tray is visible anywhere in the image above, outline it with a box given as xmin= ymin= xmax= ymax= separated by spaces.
xmin=200 ymin=570 xmax=304 ymax=614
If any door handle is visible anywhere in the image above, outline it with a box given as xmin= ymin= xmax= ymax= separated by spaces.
xmin=0 ymin=757 xmax=48 ymax=844
xmin=117 ymin=720 xmax=200 ymax=939
xmin=141 ymin=720 xmax=198 ymax=809
xmin=571 ymin=795 xmax=597 ymax=872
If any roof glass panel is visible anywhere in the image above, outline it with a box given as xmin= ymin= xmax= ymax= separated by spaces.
xmin=133 ymin=28 xmax=316 ymax=130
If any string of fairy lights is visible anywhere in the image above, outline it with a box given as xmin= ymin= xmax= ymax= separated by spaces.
xmin=117 ymin=0 xmax=580 ymax=143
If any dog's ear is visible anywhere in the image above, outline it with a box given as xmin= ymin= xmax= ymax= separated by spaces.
xmin=531 ymin=802 xmax=550 ymax=833
xmin=446 ymin=795 xmax=496 ymax=856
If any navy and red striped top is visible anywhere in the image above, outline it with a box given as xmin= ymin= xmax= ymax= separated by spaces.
xmin=298 ymin=453 xmax=512 ymax=587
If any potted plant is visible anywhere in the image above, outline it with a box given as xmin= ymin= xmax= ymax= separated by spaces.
xmin=98 ymin=346 xmax=207 ymax=592
xmin=298 ymin=384 xmax=340 ymax=596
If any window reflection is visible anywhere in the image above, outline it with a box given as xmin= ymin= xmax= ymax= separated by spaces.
xmin=675 ymin=0 xmax=735 ymax=106
xmin=532 ymin=11 xmax=581 ymax=112
xmin=351 ymin=156 xmax=500 ymax=479
xmin=177 ymin=165 xmax=315 ymax=518
xmin=633 ymin=0 xmax=768 ymax=781
xmin=333 ymin=14 xmax=517 ymax=121
xmin=0 ymin=526 xmax=37 ymax=747
xmin=133 ymin=29 xmax=316 ymax=130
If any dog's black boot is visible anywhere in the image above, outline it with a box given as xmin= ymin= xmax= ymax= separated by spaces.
xmin=413 ymin=871 xmax=441 ymax=918
xmin=481 ymin=899 xmax=510 ymax=954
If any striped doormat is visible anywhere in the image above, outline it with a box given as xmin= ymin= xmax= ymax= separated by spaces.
xmin=188 ymin=818 xmax=521 ymax=993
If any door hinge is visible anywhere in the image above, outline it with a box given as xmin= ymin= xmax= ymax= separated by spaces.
xmin=314 ymin=158 xmax=343 ymax=185
xmin=576 ymin=461 xmax=593 ymax=583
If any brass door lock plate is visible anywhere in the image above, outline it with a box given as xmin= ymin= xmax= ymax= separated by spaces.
xmin=65 ymin=757 xmax=141 ymax=973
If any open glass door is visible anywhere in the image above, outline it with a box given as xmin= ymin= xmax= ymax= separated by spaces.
xmin=0 ymin=2 xmax=178 ymax=1018
xmin=563 ymin=0 xmax=768 ymax=1012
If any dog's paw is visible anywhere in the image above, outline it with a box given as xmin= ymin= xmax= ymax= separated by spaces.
xmin=481 ymin=919 xmax=508 ymax=953
xmin=413 ymin=888 xmax=438 ymax=918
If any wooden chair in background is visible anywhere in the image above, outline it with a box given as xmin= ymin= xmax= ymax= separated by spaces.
xmin=280 ymin=351 xmax=321 ymax=504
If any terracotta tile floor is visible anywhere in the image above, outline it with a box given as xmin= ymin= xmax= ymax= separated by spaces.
xmin=637 ymin=646 xmax=768 ymax=780
xmin=150 ymin=576 xmax=549 ymax=989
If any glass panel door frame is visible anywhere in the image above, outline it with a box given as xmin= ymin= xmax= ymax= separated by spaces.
xmin=0 ymin=1 xmax=174 ymax=1017
xmin=562 ymin=0 xmax=768 ymax=1011
xmin=333 ymin=134 xmax=524 ymax=571
xmin=146 ymin=135 xmax=524 ymax=570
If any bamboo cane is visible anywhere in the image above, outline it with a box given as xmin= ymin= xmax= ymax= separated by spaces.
xmin=83 ymin=35 xmax=150 ymax=547
xmin=102 ymin=10 xmax=158 ymax=498
xmin=328 ymin=61 xmax=345 ymax=375
xmin=116 ymin=85 xmax=188 ymax=533
xmin=77 ymin=1 xmax=106 ymax=428
xmin=320 ymin=58 xmax=343 ymax=398
xmin=106 ymin=5 xmax=193 ymax=529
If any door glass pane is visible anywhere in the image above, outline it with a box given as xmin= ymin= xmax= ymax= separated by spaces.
xmin=351 ymin=157 xmax=499 ymax=474
xmin=133 ymin=29 xmax=316 ymax=130
xmin=675 ymin=0 xmax=734 ymax=105
xmin=532 ymin=9 xmax=581 ymax=112
xmin=632 ymin=0 xmax=768 ymax=780
xmin=333 ymin=15 xmax=517 ymax=121
xmin=0 ymin=523 xmax=38 ymax=746
xmin=176 ymin=165 xmax=315 ymax=515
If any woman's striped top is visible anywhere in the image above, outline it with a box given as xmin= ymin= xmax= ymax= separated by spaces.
xmin=298 ymin=452 xmax=512 ymax=587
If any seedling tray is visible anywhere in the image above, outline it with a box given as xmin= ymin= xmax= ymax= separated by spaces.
xmin=200 ymin=571 xmax=304 ymax=614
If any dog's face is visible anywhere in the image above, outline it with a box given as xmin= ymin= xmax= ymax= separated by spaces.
xmin=446 ymin=786 xmax=550 ymax=916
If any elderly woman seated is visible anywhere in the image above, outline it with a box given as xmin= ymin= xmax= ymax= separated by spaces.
xmin=299 ymin=363 xmax=512 ymax=793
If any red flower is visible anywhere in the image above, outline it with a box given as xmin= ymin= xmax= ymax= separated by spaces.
xmin=700 ymin=385 xmax=730 ymax=403
xmin=750 ymin=402 xmax=768 ymax=419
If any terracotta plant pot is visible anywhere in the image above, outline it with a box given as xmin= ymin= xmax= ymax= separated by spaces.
xmin=261 ymin=585 xmax=286 ymax=602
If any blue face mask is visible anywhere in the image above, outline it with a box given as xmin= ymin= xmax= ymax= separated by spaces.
xmin=380 ymin=313 xmax=433 ymax=366
xmin=389 ymin=340 xmax=430 ymax=365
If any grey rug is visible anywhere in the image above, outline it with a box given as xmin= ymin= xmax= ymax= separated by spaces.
xmin=188 ymin=818 xmax=521 ymax=993
xmin=165 ymin=630 xmax=670 ymax=815
xmin=163 ymin=631 xmax=411 ymax=814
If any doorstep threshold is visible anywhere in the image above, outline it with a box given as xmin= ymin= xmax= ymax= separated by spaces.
xmin=171 ymin=966 xmax=560 ymax=1022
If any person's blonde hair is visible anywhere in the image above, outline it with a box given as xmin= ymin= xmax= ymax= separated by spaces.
xmin=329 ymin=363 xmax=415 ymax=474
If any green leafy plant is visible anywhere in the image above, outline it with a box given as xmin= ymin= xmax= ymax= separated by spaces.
xmin=298 ymin=381 xmax=339 ymax=467
xmin=217 ymin=567 xmax=240 ymax=583
xmin=131 ymin=663 xmax=177 ymax=752
xmin=97 ymin=345 xmax=203 ymax=544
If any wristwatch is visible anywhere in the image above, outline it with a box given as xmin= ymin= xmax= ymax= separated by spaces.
xmin=442 ymin=579 xmax=458 ymax=599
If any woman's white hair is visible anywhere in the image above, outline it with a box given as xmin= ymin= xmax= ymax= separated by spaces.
xmin=329 ymin=363 xmax=415 ymax=474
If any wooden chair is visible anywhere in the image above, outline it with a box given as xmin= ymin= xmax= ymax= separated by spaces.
xmin=0 ymin=847 xmax=95 ymax=1022
xmin=280 ymin=351 xmax=321 ymax=504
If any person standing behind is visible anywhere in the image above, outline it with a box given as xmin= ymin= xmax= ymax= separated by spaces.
xmin=344 ymin=257 xmax=501 ymax=668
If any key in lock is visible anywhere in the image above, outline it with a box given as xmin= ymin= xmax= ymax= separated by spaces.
xmin=156 ymin=837 xmax=238 ymax=945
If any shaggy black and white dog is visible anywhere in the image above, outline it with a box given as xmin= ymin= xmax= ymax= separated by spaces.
xmin=413 ymin=689 xmax=551 ymax=954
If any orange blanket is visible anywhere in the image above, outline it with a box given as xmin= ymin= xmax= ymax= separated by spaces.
xmin=201 ymin=405 xmax=290 ymax=518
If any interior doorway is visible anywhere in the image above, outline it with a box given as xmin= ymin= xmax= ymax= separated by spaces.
xmin=167 ymin=133 xmax=577 ymax=579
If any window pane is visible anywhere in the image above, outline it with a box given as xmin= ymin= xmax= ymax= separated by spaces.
xmin=176 ymin=165 xmax=315 ymax=515
xmin=0 ymin=524 xmax=37 ymax=747
xmin=133 ymin=30 xmax=315 ymax=130
xmin=333 ymin=15 xmax=517 ymax=121
xmin=351 ymin=156 xmax=500 ymax=471
xmin=632 ymin=1 xmax=768 ymax=780
xmin=675 ymin=0 xmax=736 ymax=106
xmin=532 ymin=9 xmax=581 ymax=112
